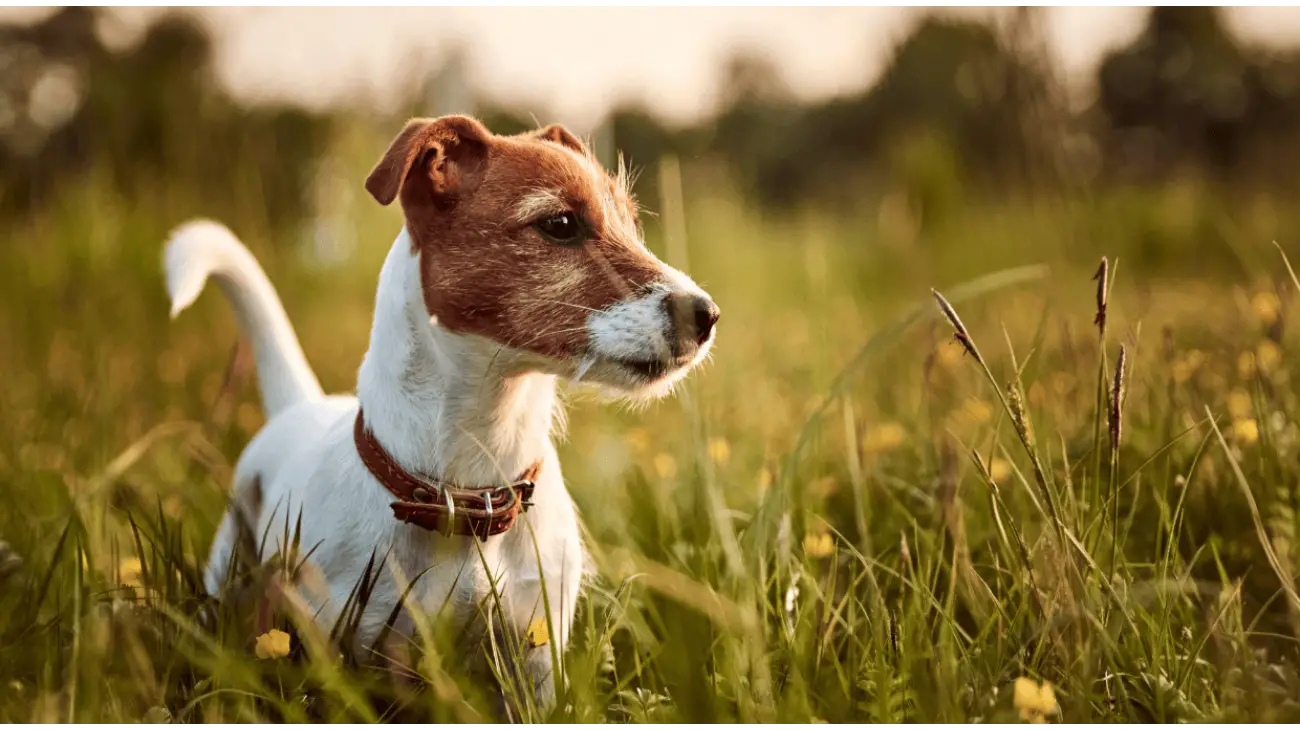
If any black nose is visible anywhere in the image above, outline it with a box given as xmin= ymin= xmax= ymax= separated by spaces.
xmin=665 ymin=292 xmax=720 ymax=350
xmin=693 ymin=296 xmax=720 ymax=344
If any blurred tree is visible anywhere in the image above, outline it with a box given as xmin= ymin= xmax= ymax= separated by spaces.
xmin=474 ymin=103 xmax=534 ymax=137
xmin=0 ymin=8 xmax=332 ymax=231
xmin=603 ymin=103 xmax=688 ymax=202
xmin=1241 ymin=48 xmax=1300 ymax=187
xmin=684 ymin=15 xmax=1065 ymax=213
xmin=15 ymin=6 xmax=1300 ymax=233
xmin=1001 ymin=8 xmax=1081 ymax=187
xmin=1093 ymin=6 xmax=1300 ymax=190
xmin=1096 ymin=8 xmax=1253 ymax=181
xmin=854 ymin=14 xmax=1064 ymax=198
xmin=707 ymin=51 xmax=803 ymax=206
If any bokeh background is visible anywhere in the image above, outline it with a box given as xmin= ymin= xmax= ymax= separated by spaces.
xmin=6 ymin=6 xmax=1300 ymax=722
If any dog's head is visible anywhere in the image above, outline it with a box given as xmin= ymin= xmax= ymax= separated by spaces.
xmin=365 ymin=115 xmax=718 ymax=398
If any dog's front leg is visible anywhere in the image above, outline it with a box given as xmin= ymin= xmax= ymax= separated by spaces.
xmin=489 ymin=640 xmax=558 ymax=721
xmin=523 ymin=644 xmax=557 ymax=714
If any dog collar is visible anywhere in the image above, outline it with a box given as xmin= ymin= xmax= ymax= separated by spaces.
xmin=353 ymin=409 xmax=540 ymax=540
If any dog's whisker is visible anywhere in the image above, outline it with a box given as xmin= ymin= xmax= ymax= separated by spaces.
xmin=586 ymin=245 xmax=635 ymax=300
xmin=478 ymin=345 xmax=507 ymax=399
xmin=534 ymin=300 xmax=603 ymax=314
xmin=512 ymin=325 xmax=590 ymax=350
xmin=572 ymin=355 xmax=596 ymax=384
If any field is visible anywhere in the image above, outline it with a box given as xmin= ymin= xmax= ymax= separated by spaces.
xmin=3 ymin=128 xmax=1300 ymax=722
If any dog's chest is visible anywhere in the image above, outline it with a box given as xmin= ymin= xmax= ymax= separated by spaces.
xmin=330 ymin=521 xmax=563 ymax=650
xmin=310 ymin=477 xmax=576 ymax=644
xmin=259 ymin=441 xmax=581 ymax=653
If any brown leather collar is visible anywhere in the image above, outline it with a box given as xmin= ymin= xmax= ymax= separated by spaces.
xmin=353 ymin=409 xmax=540 ymax=540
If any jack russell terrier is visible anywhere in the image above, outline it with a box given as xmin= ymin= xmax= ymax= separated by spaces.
xmin=163 ymin=115 xmax=718 ymax=707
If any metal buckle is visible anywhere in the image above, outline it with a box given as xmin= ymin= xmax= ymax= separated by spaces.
xmin=479 ymin=493 xmax=496 ymax=542
xmin=510 ymin=479 xmax=536 ymax=512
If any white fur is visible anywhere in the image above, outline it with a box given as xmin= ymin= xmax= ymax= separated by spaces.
xmin=166 ymin=213 xmax=716 ymax=708
xmin=584 ymin=260 xmax=715 ymax=396
xmin=168 ymin=225 xmax=582 ymax=705
xmin=588 ymin=285 xmax=675 ymax=362
xmin=164 ymin=221 xmax=322 ymax=416
xmin=514 ymin=189 xmax=567 ymax=223
xmin=549 ymin=145 xmax=718 ymax=395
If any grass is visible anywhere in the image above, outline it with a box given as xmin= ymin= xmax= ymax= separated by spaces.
xmin=4 ymin=129 xmax=1300 ymax=721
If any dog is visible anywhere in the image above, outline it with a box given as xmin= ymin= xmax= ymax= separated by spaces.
xmin=164 ymin=115 xmax=719 ymax=708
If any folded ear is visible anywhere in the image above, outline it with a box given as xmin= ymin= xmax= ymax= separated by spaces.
xmin=529 ymin=123 xmax=588 ymax=156
xmin=365 ymin=115 xmax=491 ymax=207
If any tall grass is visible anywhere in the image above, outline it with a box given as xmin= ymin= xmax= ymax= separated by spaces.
xmin=3 ymin=127 xmax=1300 ymax=721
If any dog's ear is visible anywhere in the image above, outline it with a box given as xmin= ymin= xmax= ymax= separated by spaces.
xmin=529 ymin=123 xmax=588 ymax=156
xmin=365 ymin=115 xmax=491 ymax=207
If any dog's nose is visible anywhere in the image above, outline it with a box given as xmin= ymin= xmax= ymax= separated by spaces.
xmin=665 ymin=292 xmax=720 ymax=351
xmin=692 ymin=296 xmax=720 ymax=344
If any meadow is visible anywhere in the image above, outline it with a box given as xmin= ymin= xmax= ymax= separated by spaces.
xmin=2 ymin=124 xmax=1300 ymax=722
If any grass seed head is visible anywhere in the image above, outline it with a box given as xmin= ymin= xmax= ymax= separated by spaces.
xmin=931 ymin=288 xmax=984 ymax=366
xmin=1093 ymin=257 xmax=1109 ymax=336
xmin=1007 ymin=379 xmax=1035 ymax=448
xmin=1110 ymin=345 xmax=1127 ymax=450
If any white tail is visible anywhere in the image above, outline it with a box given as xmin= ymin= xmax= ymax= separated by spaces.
xmin=164 ymin=220 xmax=323 ymax=417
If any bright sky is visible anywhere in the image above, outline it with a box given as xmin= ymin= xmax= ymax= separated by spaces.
xmin=8 ymin=7 xmax=1300 ymax=131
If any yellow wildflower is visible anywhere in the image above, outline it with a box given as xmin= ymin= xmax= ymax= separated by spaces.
xmin=803 ymin=530 xmax=834 ymax=559
xmin=526 ymin=617 xmax=550 ymax=647
xmin=1013 ymin=677 xmax=1058 ymax=723
xmin=254 ymin=629 xmax=292 ymax=660
xmin=936 ymin=341 xmax=964 ymax=367
xmin=961 ymin=398 xmax=993 ymax=425
xmin=809 ymin=476 xmax=838 ymax=499
xmin=1252 ymin=291 xmax=1281 ymax=326
xmin=1228 ymin=389 xmax=1252 ymax=419
xmin=626 ymin=427 xmax=650 ymax=454
xmin=1257 ymin=340 xmax=1281 ymax=373
xmin=1238 ymin=351 xmax=1257 ymax=379
xmin=861 ymin=422 xmax=906 ymax=454
xmin=989 ymin=458 xmax=1012 ymax=483
xmin=1232 ymin=418 xmax=1259 ymax=445
xmin=1050 ymin=372 xmax=1076 ymax=397
xmin=653 ymin=453 xmax=677 ymax=479
xmin=1027 ymin=381 xmax=1047 ymax=407
xmin=707 ymin=437 xmax=731 ymax=465
xmin=119 ymin=557 xmax=144 ymax=590
xmin=1172 ymin=350 xmax=1205 ymax=385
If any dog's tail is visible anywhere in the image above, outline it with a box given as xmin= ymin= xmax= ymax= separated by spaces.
xmin=164 ymin=220 xmax=323 ymax=418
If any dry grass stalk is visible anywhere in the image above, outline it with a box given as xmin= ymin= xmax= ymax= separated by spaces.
xmin=1110 ymin=345 xmax=1127 ymax=450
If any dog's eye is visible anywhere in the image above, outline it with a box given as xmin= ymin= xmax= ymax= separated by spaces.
xmin=534 ymin=213 xmax=585 ymax=247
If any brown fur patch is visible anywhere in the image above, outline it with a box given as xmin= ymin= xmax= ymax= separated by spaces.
xmin=367 ymin=117 xmax=666 ymax=360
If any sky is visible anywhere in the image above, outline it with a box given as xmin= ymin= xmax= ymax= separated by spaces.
xmin=8 ymin=7 xmax=1300 ymax=131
